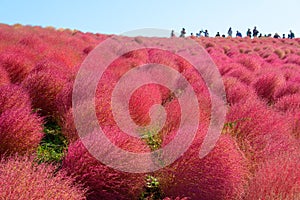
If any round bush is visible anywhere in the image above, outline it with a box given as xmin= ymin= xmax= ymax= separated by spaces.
xmin=62 ymin=128 xmax=150 ymax=200
xmin=246 ymin=150 xmax=300 ymax=200
xmin=223 ymin=77 xmax=257 ymax=105
xmin=274 ymin=93 xmax=300 ymax=114
xmin=21 ymin=69 xmax=69 ymax=117
xmin=252 ymin=69 xmax=286 ymax=103
xmin=60 ymin=108 xmax=79 ymax=143
xmin=0 ymin=84 xmax=32 ymax=114
xmin=0 ymin=155 xmax=87 ymax=200
xmin=55 ymin=81 xmax=74 ymax=121
xmin=156 ymin=134 xmax=247 ymax=200
xmin=0 ymin=66 xmax=10 ymax=86
xmin=225 ymin=98 xmax=293 ymax=168
xmin=0 ymin=50 xmax=35 ymax=83
xmin=0 ymin=108 xmax=43 ymax=155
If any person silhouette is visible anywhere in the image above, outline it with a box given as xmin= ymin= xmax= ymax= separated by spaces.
xmin=236 ymin=31 xmax=242 ymax=37
xmin=253 ymin=26 xmax=259 ymax=37
xmin=180 ymin=28 xmax=186 ymax=38
xmin=288 ymin=30 xmax=295 ymax=39
xmin=190 ymin=33 xmax=196 ymax=38
xmin=246 ymin=28 xmax=252 ymax=38
xmin=204 ymin=30 xmax=209 ymax=37
xmin=228 ymin=27 xmax=233 ymax=37
xmin=274 ymin=33 xmax=280 ymax=38
xmin=196 ymin=30 xmax=203 ymax=37
xmin=170 ymin=30 xmax=175 ymax=37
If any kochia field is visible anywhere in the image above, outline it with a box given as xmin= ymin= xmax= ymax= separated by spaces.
xmin=0 ymin=23 xmax=299 ymax=200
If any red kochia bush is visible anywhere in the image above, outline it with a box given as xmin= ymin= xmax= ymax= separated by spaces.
xmin=0 ymin=66 xmax=10 ymax=86
xmin=0 ymin=50 xmax=35 ymax=83
xmin=0 ymin=84 xmax=32 ymax=114
xmin=129 ymin=84 xmax=163 ymax=126
xmin=237 ymin=54 xmax=263 ymax=71
xmin=274 ymin=93 xmax=300 ymax=114
xmin=223 ymin=77 xmax=257 ymax=105
xmin=156 ymin=134 xmax=247 ymax=200
xmin=33 ymin=58 xmax=73 ymax=81
xmin=274 ymin=94 xmax=300 ymax=139
xmin=62 ymin=128 xmax=150 ymax=200
xmin=131 ymin=84 xmax=181 ymax=142
xmin=274 ymin=81 xmax=300 ymax=99
xmin=245 ymin=151 xmax=300 ymax=200
xmin=285 ymin=54 xmax=300 ymax=65
xmin=55 ymin=81 xmax=74 ymax=121
xmin=225 ymin=99 xmax=293 ymax=167
xmin=60 ymin=108 xmax=79 ymax=143
xmin=252 ymin=70 xmax=285 ymax=103
xmin=0 ymin=155 xmax=87 ymax=200
xmin=21 ymin=69 xmax=69 ymax=117
xmin=225 ymin=67 xmax=254 ymax=85
xmin=0 ymin=108 xmax=43 ymax=155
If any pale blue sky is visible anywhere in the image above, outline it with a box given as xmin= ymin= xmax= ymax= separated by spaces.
xmin=0 ymin=0 xmax=299 ymax=37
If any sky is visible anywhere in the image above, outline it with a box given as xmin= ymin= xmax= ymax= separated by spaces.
xmin=0 ymin=0 xmax=299 ymax=38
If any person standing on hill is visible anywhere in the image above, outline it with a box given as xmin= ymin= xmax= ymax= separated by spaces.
xmin=288 ymin=30 xmax=295 ymax=39
xmin=190 ymin=33 xmax=196 ymax=38
xmin=170 ymin=30 xmax=175 ymax=37
xmin=180 ymin=28 xmax=186 ymax=38
xmin=236 ymin=31 xmax=242 ymax=37
xmin=274 ymin=33 xmax=281 ymax=38
xmin=246 ymin=28 xmax=252 ymax=38
xmin=253 ymin=26 xmax=259 ymax=37
xmin=204 ymin=30 xmax=209 ymax=37
xmin=196 ymin=30 xmax=203 ymax=37
xmin=228 ymin=27 xmax=233 ymax=37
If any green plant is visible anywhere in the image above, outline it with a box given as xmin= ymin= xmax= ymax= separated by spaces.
xmin=222 ymin=117 xmax=250 ymax=136
xmin=36 ymin=118 xmax=68 ymax=164
xmin=140 ymin=175 xmax=163 ymax=200
xmin=140 ymin=128 xmax=162 ymax=151
xmin=140 ymin=128 xmax=166 ymax=167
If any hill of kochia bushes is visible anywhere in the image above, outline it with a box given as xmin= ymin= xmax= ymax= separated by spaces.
xmin=0 ymin=23 xmax=300 ymax=200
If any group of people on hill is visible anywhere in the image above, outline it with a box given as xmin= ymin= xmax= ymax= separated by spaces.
xmin=241 ymin=27 xmax=295 ymax=39
xmin=171 ymin=27 xmax=296 ymax=39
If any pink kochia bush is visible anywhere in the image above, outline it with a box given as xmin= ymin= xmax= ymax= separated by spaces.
xmin=245 ymin=150 xmax=300 ymax=200
xmin=0 ymin=50 xmax=35 ymax=83
xmin=21 ymin=68 xmax=69 ymax=117
xmin=223 ymin=77 xmax=257 ymax=105
xmin=274 ymin=93 xmax=300 ymax=114
xmin=274 ymin=94 xmax=300 ymax=139
xmin=0 ymin=84 xmax=32 ymax=114
xmin=0 ymin=108 xmax=43 ymax=155
xmin=129 ymin=84 xmax=163 ymax=126
xmin=0 ymin=66 xmax=10 ymax=86
xmin=0 ymin=155 xmax=87 ymax=200
xmin=59 ymin=108 xmax=79 ymax=143
xmin=156 ymin=134 xmax=247 ymax=200
xmin=274 ymin=81 xmax=300 ymax=99
xmin=1 ymin=24 xmax=300 ymax=199
xmin=252 ymin=70 xmax=285 ymax=103
xmin=62 ymin=128 xmax=150 ymax=200
xmin=55 ymin=81 xmax=74 ymax=118
xmin=0 ymin=84 xmax=43 ymax=156
xmin=225 ymin=99 xmax=293 ymax=168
